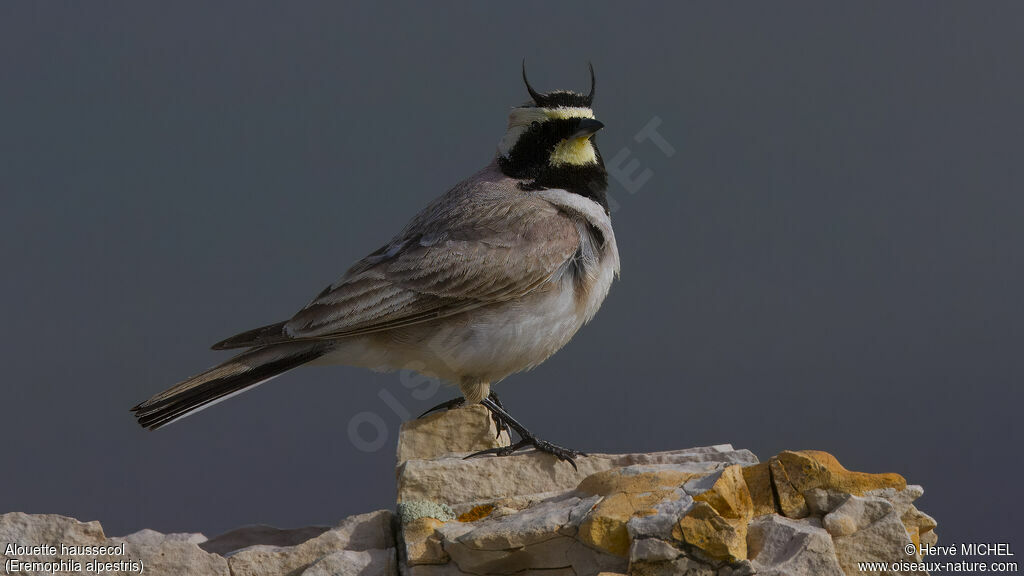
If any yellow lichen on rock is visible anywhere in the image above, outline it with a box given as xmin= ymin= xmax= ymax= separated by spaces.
xmin=457 ymin=504 xmax=495 ymax=523
xmin=579 ymin=490 xmax=677 ymax=557
xmin=576 ymin=469 xmax=692 ymax=557
xmin=577 ymin=468 xmax=693 ymax=497
xmin=775 ymin=451 xmax=906 ymax=495
xmin=769 ymin=457 xmax=810 ymax=518
xmin=741 ymin=462 xmax=777 ymax=517
xmin=692 ymin=465 xmax=753 ymax=521
xmin=672 ymin=501 xmax=747 ymax=562
xmin=578 ymin=506 xmax=631 ymax=557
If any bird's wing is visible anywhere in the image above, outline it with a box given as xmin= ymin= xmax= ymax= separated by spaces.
xmin=282 ymin=191 xmax=580 ymax=340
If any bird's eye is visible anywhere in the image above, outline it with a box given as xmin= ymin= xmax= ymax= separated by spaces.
xmin=531 ymin=121 xmax=540 ymax=128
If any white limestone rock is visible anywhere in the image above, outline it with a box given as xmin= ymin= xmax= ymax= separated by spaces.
xmin=825 ymin=495 xmax=918 ymax=576
xmin=301 ymin=548 xmax=396 ymax=576
xmin=123 ymin=539 xmax=230 ymax=576
xmin=0 ymin=512 xmax=106 ymax=546
xmin=116 ymin=528 xmax=208 ymax=546
xmin=397 ymin=404 xmax=511 ymax=464
xmin=228 ymin=510 xmax=394 ymax=576
xmin=397 ymin=444 xmax=757 ymax=507
xmin=455 ymin=495 xmax=579 ymax=550
xmin=0 ymin=513 xmax=229 ymax=576
xmin=747 ymin=515 xmax=844 ymax=576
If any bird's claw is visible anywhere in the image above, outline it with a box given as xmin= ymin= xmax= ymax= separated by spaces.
xmin=465 ymin=437 xmax=583 ymax=471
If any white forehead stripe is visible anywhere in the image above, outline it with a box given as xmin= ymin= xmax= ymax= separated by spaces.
xmin=543 ymin=107 xmax=595 ymax=120
xmin=498 ymin=106 xmax=596 ymax=157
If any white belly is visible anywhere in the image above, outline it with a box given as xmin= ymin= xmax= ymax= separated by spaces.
xmin=314 ymin=255 xmax=616 ymax=386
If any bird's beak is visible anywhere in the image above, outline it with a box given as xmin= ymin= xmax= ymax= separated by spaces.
xmin=571 ymin=119 xmax=605 ymax=139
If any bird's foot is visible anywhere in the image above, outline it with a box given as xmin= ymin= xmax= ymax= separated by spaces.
xmin=419 ymin=392 xmax=511 ymax=440
xmin=465 ymin=397 xmax=584 ymax=470
xmin=466 ymin=436 xmax=583 ymax=471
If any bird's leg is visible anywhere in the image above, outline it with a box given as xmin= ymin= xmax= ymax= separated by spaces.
xmin=418 ymin=392 xmax=511 ymax=439
xmin=467 ymin=397 xmax=584 ymax=470
xmin=487 ymin=391 xmax=512 ymax=440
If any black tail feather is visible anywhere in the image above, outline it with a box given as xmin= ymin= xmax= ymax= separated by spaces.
xmin=132 ymin=344 xmax=325 ymax=430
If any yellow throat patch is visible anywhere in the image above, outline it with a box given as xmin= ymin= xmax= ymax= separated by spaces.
xmin=549 ymin=137 xmax=598 ymax=167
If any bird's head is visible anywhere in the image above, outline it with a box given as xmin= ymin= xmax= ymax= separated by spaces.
xmin=497 ymin=63 xmax=609 ymax=212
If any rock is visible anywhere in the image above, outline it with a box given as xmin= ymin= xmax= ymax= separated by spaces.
xmin=405 ymin=565 xmax=472 ymax=576
xmin=397 ymin=404 xmax=511 ymax=463
xmin=747 ymin=515 xmax=844 ymax=576
xmin=439 ymin=492 xmax=626 ymax=575
xmin=0 ymin=407 xmax=939 ymax=576
xmin=825 ymin=495 xmax=918 ymax=575
xmin=114 ymin=529 xmax=227 ymax=576
xmin=300 ymin=548 xmax=396 ymax=576
xmin=199 ymin=524 xmax=329 ymax=556
xmin=919 ymin=523 xmax=939 ymax=548
xmin=118 ymin=528 xmax=208 ymax=546
xmin=672 ymin=501 xmax=747 ymax=563
xmin=630 ymin=554 xmax=718 ymax=576
xmin=823 ymin=494 xmax=893 ymax=537
xmin=740 ymin=462 xmax=775 ymax=517
xmin=865 ymin=485 xmax=938 ymax=550
xmin=803 ymin=488 xmax=849 ymax=516
xmin=397 ymin=444 xmax=757 ymax=507
xmin=625 ymin=494 xmax=693 ymax=541
xmin=121 ymin=539 xmax=230 ymax=576
xmin=768 ymin=456 xmax=810 ymax=519
xmin=629 ymin=537 xmax=683 ymax=564
xmin=0 ymin=513 xmax=229 ymax=576
xmin=765 ymin=451 xmax=907 ymax=522
xmin=867 ymin=485 xmax=924 ymax=518
xmin=401 ymin=517 xmax=448 ymax=565
xmin=0 ymin=512 xmax=106 ymax=546
xmin=446 ymin=534 xmax=624 ymax=575
xmin=773 ymin=451 xmax=906 ymax=496
xmin=455 ymin=495 xmax=580 ymax=550
xmin=394 ymin=409 xmax=936 ymax=575
xmin=577 ymin=466 xmax=695 ymax=557
xmin=686 ymin=465 xmax=754 ymax=521
xmin=228 ymin=510 xmax=394 ymax=576
xmin=0 ymin=513 xmax=109 ymax=576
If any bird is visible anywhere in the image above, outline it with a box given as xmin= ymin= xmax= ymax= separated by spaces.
xmin=132 ymin=63 xmax=620 ymax=467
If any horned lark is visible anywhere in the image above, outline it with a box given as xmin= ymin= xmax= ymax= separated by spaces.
xmin=133 ymin=64 xmax=619 ymax=467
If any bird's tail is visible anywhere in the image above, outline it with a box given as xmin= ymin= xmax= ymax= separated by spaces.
xmin=131 ymin=342 xmax=327 ymax=430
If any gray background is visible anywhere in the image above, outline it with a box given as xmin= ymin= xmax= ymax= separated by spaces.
xmin=2 ymin=1 xmax=1021 ymax=549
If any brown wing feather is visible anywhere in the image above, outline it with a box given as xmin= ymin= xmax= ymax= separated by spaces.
xmin=284 ymin=173 xmax=580 ymax=340
xmin=211 ymin=168 xmax=581 ymax=347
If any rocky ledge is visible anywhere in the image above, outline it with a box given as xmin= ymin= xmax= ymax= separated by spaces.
xmin=1 ymin=406 xmax=937 ymax=575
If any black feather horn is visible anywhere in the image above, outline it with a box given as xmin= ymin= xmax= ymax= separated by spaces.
xmin=586 ymin=62 xmax=595 ymax=106
xmin=522 ymin=59 xmax=543 ymax=104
